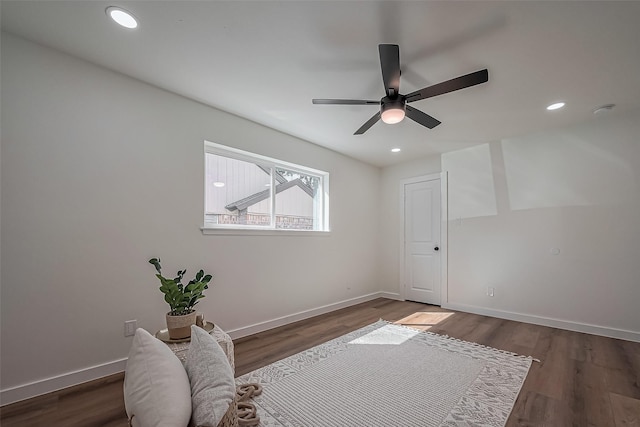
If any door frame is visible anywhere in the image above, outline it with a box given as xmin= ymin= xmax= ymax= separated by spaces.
xmin=398 ymin=172 xmax=448 ymax=304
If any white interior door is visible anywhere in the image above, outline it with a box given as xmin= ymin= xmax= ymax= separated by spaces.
xmin=403 ymin=178 xmax=441 ymax=305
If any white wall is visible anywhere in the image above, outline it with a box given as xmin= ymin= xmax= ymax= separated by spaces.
xmin=442 ymin=109 xmax=640 ymax=338
xmin=0 ymin=33 xmax=381 ymax=400
xmin=379 ymin=155 xmax=441 ymax=294
xmin=378 ymin=112 xmax=640 ymax=340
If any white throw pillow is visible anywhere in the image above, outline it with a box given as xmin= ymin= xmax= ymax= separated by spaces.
xmin=124 ymin=328 xmax=192 ymax=427
xmin=185 ymin=325 xmax=236 ymax=427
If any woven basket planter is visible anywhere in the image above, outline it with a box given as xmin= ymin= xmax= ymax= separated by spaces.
xmin=166 ymin=311 xmax=197 ymax=340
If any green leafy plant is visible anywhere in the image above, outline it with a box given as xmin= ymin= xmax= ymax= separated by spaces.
xmin=149 ymin=258 xmax=213 ymax=316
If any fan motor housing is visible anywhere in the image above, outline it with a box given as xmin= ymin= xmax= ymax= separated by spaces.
xmin=381 ymin=96 xmax=405 ymax=110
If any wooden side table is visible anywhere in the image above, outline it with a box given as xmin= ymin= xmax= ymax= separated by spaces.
xmin=159 ymin=324 xmax=235 ymax=374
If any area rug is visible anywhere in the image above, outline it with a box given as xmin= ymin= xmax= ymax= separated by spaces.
xmin=236 ymin=320 xmax=532 ymax=427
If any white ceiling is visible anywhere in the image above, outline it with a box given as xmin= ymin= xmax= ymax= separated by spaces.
xmin=2 ymin=1 xmax=640 ymax=167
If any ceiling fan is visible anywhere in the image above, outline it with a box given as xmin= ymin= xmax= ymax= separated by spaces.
xmin=312 ymin=44 xmax=489 ymax=135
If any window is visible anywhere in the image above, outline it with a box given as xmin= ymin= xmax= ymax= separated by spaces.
xmin=204 ymin=141 xmax=329 ymax=232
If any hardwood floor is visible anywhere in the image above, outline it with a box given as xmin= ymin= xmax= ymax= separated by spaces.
xmin=2 ymin=298 xmax=638 ymax=426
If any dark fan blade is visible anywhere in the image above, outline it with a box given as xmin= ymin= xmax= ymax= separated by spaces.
xmin=354 ymin=112 xmax=381 ymax=135
xmin=379 ymin=44 xmax=401 ymax=98
xmin=312 ymin=99 xmax=379 ymax=105
xmin=405 ymin=69 xmax=488 ymax=103
xmin=405 ymin=105 xmax=441 ymax=129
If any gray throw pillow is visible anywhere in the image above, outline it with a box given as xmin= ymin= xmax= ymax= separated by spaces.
xmin=185 ymin=325 xmax=236 ymax=427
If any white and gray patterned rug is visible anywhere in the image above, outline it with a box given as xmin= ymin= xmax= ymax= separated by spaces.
xmin=236 ymin=320 xmax=532 ymax=427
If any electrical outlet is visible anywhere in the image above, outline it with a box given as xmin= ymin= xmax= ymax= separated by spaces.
xmin=124 ymin=320 xmax=137 ymax=337
xmin=487 ymin=287 xmax=495 ymax=297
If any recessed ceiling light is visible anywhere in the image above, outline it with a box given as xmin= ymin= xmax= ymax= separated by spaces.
xmin=106 ymin=6 xmax=138 ymax=29
xmin=391 ymin=148 xmax=401 ymax=153
xmin=546 ymin=102 xmax=565 ymax=111
xmin=213 ymin=182 xmax=225 ymax=188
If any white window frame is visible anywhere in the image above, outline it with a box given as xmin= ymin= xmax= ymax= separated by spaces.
xmin=202 ymin=141 xmax=330 ymax=235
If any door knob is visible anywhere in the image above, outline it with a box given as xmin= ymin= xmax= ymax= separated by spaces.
xmin=434 ymin=246 xmax=439 ymax=251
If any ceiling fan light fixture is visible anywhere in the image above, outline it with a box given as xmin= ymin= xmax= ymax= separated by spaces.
xmin=381 ymin=99 xmax=406 ymax=124
xmin=312 ymin=44 xmax=489 ymax=134
xmin=381 ymin=108 xmax=405 ymax=124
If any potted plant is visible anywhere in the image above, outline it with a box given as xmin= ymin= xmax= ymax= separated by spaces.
xmin=149 ymin=258 xmax=213 ymax=339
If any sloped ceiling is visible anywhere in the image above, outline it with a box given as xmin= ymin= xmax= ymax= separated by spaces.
xmin=2 ymin=1 xmax=640 ymax=167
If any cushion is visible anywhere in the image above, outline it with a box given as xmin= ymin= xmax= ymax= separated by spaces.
xmin=185 ymin=325 xmax=236 ymax=427
xmin=124 ymin=328 xmax=192 ymax=427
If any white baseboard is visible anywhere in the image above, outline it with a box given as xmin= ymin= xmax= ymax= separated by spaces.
xmin=225 ymin=292 xmax=385 ymax=340
xmin=442 ymin=302 xmax=640 ymax=343
xmin=378 ymin=291 xmax=402 ymax=301
xmin=0 ymin=358 xmax=127 ymax=407
xmin=6 ymin=294 xmax=637 ymax=407
xmin=1 ymin=292 xmax=389 ymax=407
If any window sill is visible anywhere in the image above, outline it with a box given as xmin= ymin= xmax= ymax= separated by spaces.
xmin=200 ymin=226 xmax=331 ymax=236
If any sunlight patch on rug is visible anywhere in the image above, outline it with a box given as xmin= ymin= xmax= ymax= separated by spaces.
xmin=349 ymin=323 xmax=420 ymax=345
xmin=237 ymin=320 xmax=532 ymax=427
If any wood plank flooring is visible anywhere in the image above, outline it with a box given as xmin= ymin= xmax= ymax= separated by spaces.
xmin=1 ymin=298 xmax=638 ymax=426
